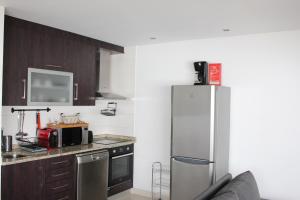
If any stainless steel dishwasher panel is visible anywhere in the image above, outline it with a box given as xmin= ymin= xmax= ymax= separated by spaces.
xmin=76 ymin=150 xmax=109 ymax=200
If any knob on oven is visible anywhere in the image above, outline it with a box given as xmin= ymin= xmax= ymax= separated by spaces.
xmin=112 ymin=149 xmax=117 ymax=154
xmin=126 ymin=146 xmax=130 ymax=151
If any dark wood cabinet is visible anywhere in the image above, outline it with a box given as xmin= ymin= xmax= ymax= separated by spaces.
xmin=44 ymin=155 xmax=76 ymax=200
xmin=2 ymin=15 xmax=123 ymax=106
xmin=1 ymin=160 xmax=44 ymax=200
xmin=1 ymin=154 xmax=76 ymax=200
xmin=63 ymin=34 xmax=97 ymax=106
xmin=3 ymin=17 xmax=30 ymax=105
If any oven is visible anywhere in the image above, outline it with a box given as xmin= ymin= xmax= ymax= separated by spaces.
xmin=108 ymin=144 xmax=134 ymax=196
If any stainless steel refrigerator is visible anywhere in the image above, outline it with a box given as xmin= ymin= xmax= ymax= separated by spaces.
xmin=170 ymin=85 xmax=230 ymax=200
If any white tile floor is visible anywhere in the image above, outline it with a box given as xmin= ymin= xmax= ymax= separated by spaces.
xmin=108 ymin=191 xmax=151 ymax=200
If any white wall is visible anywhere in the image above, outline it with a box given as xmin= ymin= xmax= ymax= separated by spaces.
xmin=1 ymin=47 xmax=136 ymax=143
xmin=2 ymin=100 xmax=134 ymax=143
xmin=133 ymin=30 xmax=300 ymax=200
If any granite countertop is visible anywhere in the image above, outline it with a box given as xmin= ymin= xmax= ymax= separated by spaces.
xmin=1 ymin=134 xmax=136 ymax=166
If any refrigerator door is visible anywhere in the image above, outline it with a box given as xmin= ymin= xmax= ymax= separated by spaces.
xmin=171 ymin=86 xmax=215 ymax=160
xmin=170 ymin=157 xmax=214 ymax=200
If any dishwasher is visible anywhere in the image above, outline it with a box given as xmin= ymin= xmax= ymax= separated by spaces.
xmin=76 ymin=150 xmax=109 ymax=200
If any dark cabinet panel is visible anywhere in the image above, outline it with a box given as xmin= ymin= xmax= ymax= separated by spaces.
xmin=44 ymin=155 xmax=76 ymax=200
xmin=73 ymin=39 xmax=97 ymax=106
xmin=2 ymin=17 xmax=30 ymax=105
xmin=63 ymin=34 xmax=97 ymax=106
xmin=29 ymin=25 xmax=67 ymax=71
xmin=1 ymin=155 xmax=76 ymax=200
xmin=1 ymin=160 xmax=44 ymax=200
xmin=3 ymin=15 xmax=121 ymax=106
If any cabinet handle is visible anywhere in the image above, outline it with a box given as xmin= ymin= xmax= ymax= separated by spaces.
xmin=45 ymin=64 xmax=63 ymax=68
xmin=89 ymin=97 xmax=96 ymax=100
xmin=51 ymin=184 xmax=68 ymax=190
xmin=74 ymin=83 xmax=79 ymax=101
xmin=38 ymin=166 xmax=44 ymax=188
xmin=57 ymin=196 xmax=69 ymax=200
xmin=21 ymin=79 xmax=26 ymax=99
xmin=51 ymin=160 xmax=69 ymax=165
xmin=52 ymin=171 xmax=69 ymax=177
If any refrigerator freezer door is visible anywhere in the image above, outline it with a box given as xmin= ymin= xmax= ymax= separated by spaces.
xmin=171 ymin=86 xmax=214 ymax=160
xmin=170 ymin=157 xmax=214 ymax=200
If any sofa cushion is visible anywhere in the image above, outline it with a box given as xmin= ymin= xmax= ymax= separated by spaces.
xmin=216 ymin=171 xmax=260 ymax=200
xmin=211 ymin=191 xmax=239 ymax=200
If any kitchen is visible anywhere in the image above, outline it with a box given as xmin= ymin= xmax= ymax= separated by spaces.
xmin=0 ymin=16 xmax=231 ymax=200
xmin=1 ymin=0 xmax=300 ymax=200
xmin=1 ymin=15 xmax=137 ymax=200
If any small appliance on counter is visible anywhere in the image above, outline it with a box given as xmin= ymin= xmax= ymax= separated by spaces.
xmin=37 ymin=128 xmax=59 ymax=149
xmin=1 ymin=134 xmax=12 ymax=152
xmin=47 ymin=121 xmax=92 ymax=147
xmin=88 ymin=131 xmax=93 ymax=143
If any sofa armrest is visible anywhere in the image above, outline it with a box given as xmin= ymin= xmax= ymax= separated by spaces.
xmin=193 ymin=174 xmax=232 ymax=200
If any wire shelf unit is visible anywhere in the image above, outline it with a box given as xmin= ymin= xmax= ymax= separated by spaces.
xmin=152 ymin=162 xmax=170 ymax=200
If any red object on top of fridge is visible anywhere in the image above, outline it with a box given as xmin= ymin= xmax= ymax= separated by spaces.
xmin=208 ymin=63 xmax=222 ymax=86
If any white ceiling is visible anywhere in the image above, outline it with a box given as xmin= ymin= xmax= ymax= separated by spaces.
xmin=0 ymin=0 xmax=299 ymax=46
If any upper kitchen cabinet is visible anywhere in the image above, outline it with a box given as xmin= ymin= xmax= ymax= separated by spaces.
xmin=3 ymin=17 xmax=30 ymax=105
xmin=64 ymin=34 xmax=98 ymax=105
xmin=30 ymin=25 xmax=67 ymax=70
xmin=2 ymin=15 xmax=124 ymax=106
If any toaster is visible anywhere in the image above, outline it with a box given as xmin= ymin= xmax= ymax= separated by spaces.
xmin=38 ymin=128 xmax=58 ymax=149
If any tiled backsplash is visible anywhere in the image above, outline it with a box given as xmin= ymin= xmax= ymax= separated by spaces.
xmin=1 ymin=100 xmax=134 ymax=144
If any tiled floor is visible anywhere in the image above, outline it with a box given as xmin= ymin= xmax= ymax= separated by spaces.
xmin=108 ymin=191 xmax=151 ymax=200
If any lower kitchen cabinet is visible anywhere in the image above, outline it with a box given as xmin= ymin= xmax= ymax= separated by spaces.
xmin=1 ymin=154 xmax=76 ymax=200
xmin=1 ymin=160 xmax=44 ymax=200
xmin=44 ymin=155 xmax=76 ymax=200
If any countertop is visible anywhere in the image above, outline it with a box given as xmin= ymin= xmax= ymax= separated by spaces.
xmin=1 ymin=134 xmax=135 ymax=166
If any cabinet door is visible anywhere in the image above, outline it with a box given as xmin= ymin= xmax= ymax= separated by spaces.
xmin=44 ymin=154 xmax=76 ymax=200
xmin=2 ymin=17 xmax=29 ymax=105
xmin=30 ymin=24 xmax=68 ymax=72
xmin=75 ymin=39 xmax=97 ymax=106
xmin=1 ymin=160 xmax=44 ymax=200
xmin=64 ymin=34 xmax=97 ymax=106
xmin=3 ymin=16 xmax=97 ymax=106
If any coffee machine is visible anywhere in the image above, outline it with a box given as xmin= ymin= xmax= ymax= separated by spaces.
xmin=194 ymin=61 xmax=208 ymax=85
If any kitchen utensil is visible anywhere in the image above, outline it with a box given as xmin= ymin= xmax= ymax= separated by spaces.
xmin=2 ymin=135 xmax=13 ymax=152
xmin=101 ymin=102 xmax=117 ymax=116
xmin=16 ymin=111 xmax=28 ymax=139
xmin=36 ymin=112 xmax=41 ymax=136
xmin=60 ymin=113 xmax=80 ymax=124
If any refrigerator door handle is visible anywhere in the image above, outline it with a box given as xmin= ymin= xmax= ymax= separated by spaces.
xmin=173 ymin=157 xmax=213 ymax=165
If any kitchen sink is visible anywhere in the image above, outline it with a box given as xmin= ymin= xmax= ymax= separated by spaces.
xmin=2 ymin=153 xmax=28 ymax=159
xmin=93 ymin=138 xmax=130 ymax=145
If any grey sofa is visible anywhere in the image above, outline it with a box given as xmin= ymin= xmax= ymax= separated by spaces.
xmin=193 ymin=171 xmax=268 ymax=200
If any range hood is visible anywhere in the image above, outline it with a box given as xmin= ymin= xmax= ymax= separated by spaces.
xmin=95 ymin=49 xmax=127 ymax=100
